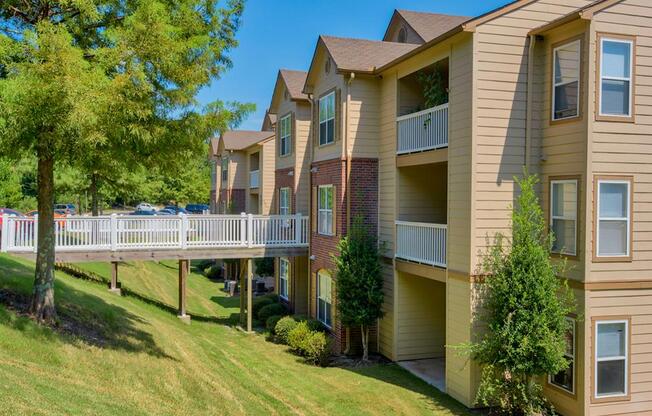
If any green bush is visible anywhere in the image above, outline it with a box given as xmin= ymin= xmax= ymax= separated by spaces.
xmin=287 ymin=321 xmax=311 ymax=352
xmin=252 ymin=296 xmax=274 ymax=319
xmin=275 ymin=316 xmax=298 ymax=344
xmin=266 ymin=315 xmax=283 ymax=333
xmin=205 ymin=265 xmax=221 ymax=280
xmin=293 ymin=315 xmax=324 ymax=332
xmin=257 ymin=303 xmax=287 ymax=323
xmin=301 ymin=331 xmax=331 ymax=367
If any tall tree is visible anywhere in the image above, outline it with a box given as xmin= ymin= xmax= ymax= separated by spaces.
xmin=333 ymin=217 xmax=384 ymax=361
xmin=466 ymin=174 xmax=574 ymax=415
xmin=0 ymin=0 xmax=250 ymax=323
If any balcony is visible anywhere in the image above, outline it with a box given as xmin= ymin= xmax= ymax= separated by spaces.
xmin=249 ymin=170 xmax=260 ymax=189
xmin=395 ymin=221 xmax=447 ymax=268
xmin=397 ymin=103 xmax=449 ymax=155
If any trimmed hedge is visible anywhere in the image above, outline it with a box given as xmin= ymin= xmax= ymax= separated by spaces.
xmin=266 ymin=315 xmax=283 ymax=333
xmin=252 ymin=297 xmax=274 ymax=319
xmin=302 ymin=331 xmax=331 ymax=366
xmin=258 ymin=303 xmax=287 ymax=323
xmin=287 ymin=321 xmax=311 ymax=353
xmin=205 ymin=265 xmax=221 ymax=280
xmin=274 ymin=316 xmax=298 ymax=344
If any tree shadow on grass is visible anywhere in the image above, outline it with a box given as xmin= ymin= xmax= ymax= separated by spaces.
xmin=343 ymin=363 xmax=473 ymax=416
xmin=0 ymin=257 xmax=177 ymax=360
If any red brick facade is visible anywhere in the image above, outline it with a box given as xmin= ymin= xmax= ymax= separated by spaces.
xmin=218 ymin=189 xmax=245 ymax=214
xmin=274 ymin=167 xmax=296 ymax=214
xmin=309 ymin=157 xmax=378 ymax=354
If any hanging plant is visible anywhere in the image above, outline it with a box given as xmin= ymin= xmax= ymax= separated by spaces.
xmin=417 ymin=64 xmax=448 ymax=109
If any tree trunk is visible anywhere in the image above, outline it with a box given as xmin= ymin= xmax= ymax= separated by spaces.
xmin=30 ymin=155 xmax=57 ymax=324
xmin=361 ymin=325 xmax=369 ymax=361
xmin=90 ymin=173 xmax=99 ymax=216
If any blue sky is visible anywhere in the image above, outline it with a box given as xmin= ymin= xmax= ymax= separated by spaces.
xmin=199 ymin=0 xmax=510 ymax=131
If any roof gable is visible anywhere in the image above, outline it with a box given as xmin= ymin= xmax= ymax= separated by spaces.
xmin=219 ymin=130 xmax=274 ymax=152
xmin=384 ymin=10 xmax=469 ymax=44
xmin=270 ymin=69 xmax=309 ymax=112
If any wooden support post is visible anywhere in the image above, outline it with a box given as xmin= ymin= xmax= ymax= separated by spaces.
xmin=108 ymin=261 xmax=121 ymax=295
xmin=239 ymin=259 xmax=245 ymax=327
xmin=247 ymin=258 xmax=253 ymax=333
xmin=178 ymin=259 xmax=190 ymax=323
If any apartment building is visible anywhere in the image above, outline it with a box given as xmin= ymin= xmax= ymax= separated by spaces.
xmin=211 ymin=130 xmax=275 ymax=215
xmin=268 ymin=69 xmax=312 ymax=314
xmin=216 ymin=0 xmax=652 ymax=414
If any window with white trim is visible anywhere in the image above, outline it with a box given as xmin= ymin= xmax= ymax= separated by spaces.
xmin=279 ymin=114 xmax=291 ymax=156
xmin=317 ymin=270 xmax=332 ymax=328
xmin=318 ymin=185 xmax=333 ymax=235
xmin=279 ymin=258 xmax=289 ymax=300
xmin=221 ymin=158 xmax=228 ymax=182
xmin=549 ymin=317 xmax=576 ymax=393
xmin=319 ymin=92 xmax=335 ymax=146
xmin=553 ymin=40 xmax=581 ymax=121
xmin=597 ymin=180 xmax=631 ymax=257
xmin=279 ymin=187 xmax=290 ymax=215
xmin=551 ymin=179 xmax=578 ymax=255
xmin=599 ymin=38 xmax=633 ymax=117
xmin=595 ymin=320 xmax=628 ymax=398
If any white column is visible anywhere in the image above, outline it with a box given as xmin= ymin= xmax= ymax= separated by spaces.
xmin=110 ymin=213 xmax=118 ymax=251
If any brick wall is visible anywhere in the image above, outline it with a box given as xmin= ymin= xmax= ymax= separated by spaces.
xmin=275 ymin=167 xmax=295 ymax=214
xmin=218 ymin=189 xmax=245 ymax=214
xmin=309 ymin=157 xmax=379 ymax=354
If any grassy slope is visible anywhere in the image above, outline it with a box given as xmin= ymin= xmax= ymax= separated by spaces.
xmin=0 ymin=255 xmax=470 ymax=416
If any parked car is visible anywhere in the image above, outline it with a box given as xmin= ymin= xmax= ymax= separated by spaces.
xmin=26 ymin=210 xmax=67 ymax=227
xmin=55 ymin=203 xmax=76 ymax=215
xmin=156 ymin=209 xmax=175 ymax=215
xmin=164 ymin=205 xmax=188 ymax=215
xmin=185 ymin=204 xmax=209 ymax=214
xmin=0 ymin=208 xmax=24 ymax=226
xmin=136 ymin=202 xmax=156 ymax=212
xmin=132 ymin=209 xmax=157 ymax=216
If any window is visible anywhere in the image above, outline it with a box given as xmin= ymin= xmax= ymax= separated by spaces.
xmin=595 ymin=319 xmax=629 ymax=399
xmin=549 ymin=317 xmax=576 ymax=393
xmin=553 ymin=40 xmax=581 ymax=121
xmin=599 ymin=37 xmax=634 ymax=117
xmin=317 ymin=270 xmax=332 ymax=328
xmin=318 ymin=185 xmax=333 ymax=235
xmin=596 ymin=179 xmax=631 ymax=258
xmin=279 ymin=114 xmax=291 ymax=156
xmin=319 ymin=92 xmax=335 ymax=146
xmin=279 ymin=258 xmax=289 ymax=300
xmin=279 ymin=187 xmax=290 ymax=215
xmin=551 ymin=179 xmax=578 ymax=255
xmin=398 ymin=27 xmax=407 ymax=43
xmin=221 ymin=158 xmax=228 ymax=182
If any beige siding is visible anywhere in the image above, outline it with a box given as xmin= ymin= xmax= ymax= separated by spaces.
xmin=260 ymin=139 xmax=275 ymax=215
xmin=229 ymin=151 xmax=247 ymax=190
xmin=348 ymin=76 xmax=381 ymax=159
xmin=295 ymin=103 xmax=312 ymax=216
xmin=472 ymin=0 xmax=594 ymax=273
xmin=396 ymin=273 xmax=446 ymax=361
xmin=589 ymin=0 xmax=652 ymax=283
xmin=397 ymin=163 xmax=447 ymax=224
xmin=445 ymin=276 xmax=474 ymax=406
xmin=587 ymin=287 xmax=652 ymax=415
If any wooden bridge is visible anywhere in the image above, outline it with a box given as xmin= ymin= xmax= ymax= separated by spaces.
xmin=0 ymin=213 xmax=310 ymax=330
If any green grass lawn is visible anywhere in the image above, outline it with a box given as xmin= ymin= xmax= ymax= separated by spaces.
xmin=0 ymin=255 xmax=471 ymax=416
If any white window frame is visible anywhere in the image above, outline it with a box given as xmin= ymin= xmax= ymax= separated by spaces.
xmin=596 ymin=179 xmax=631 ymax=258
xmin=279 ymin=114 xmax=292 ymax=156
xmin=279 ymin=187 xmax=290 ymax=216
xmin=552 ymin=39 xmax=581 ymax=121
xmin=549 ymin=317 xmax=576 ymax=394
xmin=318 ymin=185 xmax=333 ymax=236
xmin=317 ymin=270 xmax=332 ymax=328
xmin=550 ymin=179 xmax=578 ymax=256
xmin=319 ymin=92 xmax=335 ymax=146
xmin=279 ymin=258 xmax=289 ymax=301
xmin=221 ymin=158 xmax=228 ymax=183
xmin=595 ymin=319 xmax=629 ymax=399
xmin=599 ymin=37 xmax=634 ymax=118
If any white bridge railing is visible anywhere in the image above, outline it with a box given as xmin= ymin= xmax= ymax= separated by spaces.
xmin=395 ymin=220 xmax=447 ymax=268
xmin=397 ymin=103 xmax=448 ymax=155
xmin=0 ymin=213 xmax=309 ymax=253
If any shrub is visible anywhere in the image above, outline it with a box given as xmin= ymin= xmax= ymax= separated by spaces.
xmin=287 ymin=321 xmax=311 ymax=352
xmin=275 ymin=316 xmax=298 ymax=344
xmin=251 ymin=297 xmax=274 ymax=319
xmin=302 ymin=331 xmax=331 ymax=366
xmin=304 ymin=319 xmax=325 ymax=332
xmin=205 ymin=265 xmax=221 ymax=280
xmin=254 ymin=257 xmax=274 ymax=276
xmin=266 ymin=315 xmax=283 ymax=333
xmin=257 ymin=302 xmax=287 ymax=323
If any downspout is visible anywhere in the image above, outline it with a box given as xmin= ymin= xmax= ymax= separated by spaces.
xmin=345 ymin=72 xmax=355 ymax=232
xmin=525 ymin=34 xmax=536 ymax=172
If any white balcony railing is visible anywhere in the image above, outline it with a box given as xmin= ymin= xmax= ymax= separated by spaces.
xmin=250 ymin=170 xmax=260 ymax=189
xmin=397 ymin=103 xmax=448 ymax=155
xmin=395 ymin=220 xmax=447 ymax=268
xmin=0 ymin=213 xmax=309 ymax=253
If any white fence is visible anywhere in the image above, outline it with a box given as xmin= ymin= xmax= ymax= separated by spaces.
xmin=397 ymin=103 xmax=449 ymax=155
xmin=0 ymin=214 xmax=309 ymax=253
xmin=395 ymin=221 xmax=447 ymax=268
xmin=249 ymin=170 xmax=260 ymax=189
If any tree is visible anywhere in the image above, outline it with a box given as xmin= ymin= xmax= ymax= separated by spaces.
xmin=0 ymin=0 xmax=250 ymax=323
xmin=465 ymin=173 xmax=574 ymax=415
xmin=333 ymin=217 xmax=384 ymax=361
